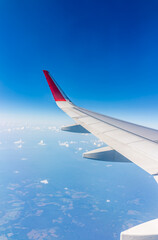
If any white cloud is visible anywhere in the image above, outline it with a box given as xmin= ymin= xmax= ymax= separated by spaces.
xmin=127 ymin=210 xmax=140 ymax=216
xmin=33 ymin=126 xmax=40 ymax=130
xmin=128 ymin=198 xmax=140 ymax=205
xmin=40 ymin=179 xmax=48 ymax=184
xmin=0 ymin=235 xmax=8 ymax=240
xmin=52 ymin=217 xmax=63 ymax=223
xmin=97 ymin=143 xmax=102 ymax=147
xmin=106 ymin=199 xmax=110 ymax=203
xmin=14 ymin=139 xmax=24 ymax=144
xmin=72 ymin=219 xmax=85 ymax=227
xmin=38 ymin=140 xmax=46 ymax=146
xmin=78 ymin=147 xmax=82 ymax=151
xmin=17 ymin=144 xmax=22 ymax=149
xmin=70 ymin=141 xmax=76 ymax=144
xmin=15 ymin=127 xmax=25 ymax=131
xmin=92 ymin=139 xmax=104 ymax=148
xmin=7 ymin=233 xmax=14 ymax=237
xmin=0 ymin=142 xmax=2 ymax=145
xmin=35 ymin=210 xmax=43 ymax=216
xmin=27 ymin=229 xmax=58 ymax=239
xmin=58 ymin=141 xmax=69 ymax=148
xmin=14 ymin=170 xmax=19 ymax=174
xmin=106 ymin=164 xmax=112 ymax=167
xmin=48 ymin=126 xmax=60 ymax=132
xmin=21 ymin=157 xmax=27 ymax=161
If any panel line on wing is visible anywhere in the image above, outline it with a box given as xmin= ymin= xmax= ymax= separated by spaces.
xmin=74 ymin=107 xmax=158 ymax=143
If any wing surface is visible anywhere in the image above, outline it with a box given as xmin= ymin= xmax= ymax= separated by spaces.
xmin=43 ymin=70 xmax=158 ymax=183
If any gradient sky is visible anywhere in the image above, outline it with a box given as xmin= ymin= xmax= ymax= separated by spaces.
xmin=0 ymin=0 xmax=158 ymax=127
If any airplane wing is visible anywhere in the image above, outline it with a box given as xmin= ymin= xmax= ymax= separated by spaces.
xmin=43 ymin=70 xmax=158 ymax=184
xmin=43 ymin=70 xmax=158 ymax=240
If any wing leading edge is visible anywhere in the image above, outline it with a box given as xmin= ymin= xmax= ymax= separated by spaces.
xmin=43 ymin=70 xmax=158 ymax=184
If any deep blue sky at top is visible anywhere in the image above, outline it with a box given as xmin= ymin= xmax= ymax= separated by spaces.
xmin=0 ymin=0 xmax=158 ymax=124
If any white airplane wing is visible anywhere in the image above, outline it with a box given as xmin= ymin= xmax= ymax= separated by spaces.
xmin=43 ymin=70 xmax=158 ymax=183
xmin=43 ymin=70 xmax=158 ymax=240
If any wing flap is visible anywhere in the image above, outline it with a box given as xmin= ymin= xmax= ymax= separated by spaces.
xmin=61 ymin=105 xmax=158 ymax=177
xmin=61 ymin=124 xmax=90 ymax=133
xmin=83 ymin=146 xmax=131 ymax=163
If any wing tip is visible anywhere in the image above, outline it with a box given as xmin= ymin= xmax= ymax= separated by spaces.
xmin=43 ymin=69 xmax=48 ymax=73
xmin=43 ymin=70 xmax=67 ymax=102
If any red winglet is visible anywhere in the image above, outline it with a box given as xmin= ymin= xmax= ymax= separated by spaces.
xmin=43 ymin=70 xmax=66 ymax=101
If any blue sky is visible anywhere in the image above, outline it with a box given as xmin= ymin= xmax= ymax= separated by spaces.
xmin=1 ymin=0 xmax=158 ymax=127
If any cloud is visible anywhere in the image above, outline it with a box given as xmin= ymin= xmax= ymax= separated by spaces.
xmin=58 ymin=141 xmax=69 ymax=148
xmin=128 ymin=198 xmax=140 ymax=205
xmin=38 ymin=140 xmax=46 ymax=146
xmin=48 ymin=126 xmax=60 ymax=132
xmin=27 ymin=228 xmax=58 ymax=239
xmin=58 ymin=140 xmax=79 ymax=148
xmin=27 ymin=229 xmax=47 ymax=240
xmin=122 ymin=219 xmax=143 ymax=231
xmin=40 ymin=179 xmax=48 ymax=184
xmin=7 ymin=183 xmax=20 ymax=191
xmin=93 ymin=139 xmax=104 ymax=147
xmin=72 ymin=219 xmax=85 ymax=227
xmin=70 ymin=141 xmax=76 ymax=144
xmin=14 ymin=139 xmax=24 ymax=149
xmin=15 ymin=127 xmax=25 ymax=131
xmin=49 ymin=228 xmax=58 ymax=238
xmin=35 ymin=210 xmax=43 ymax=216
xmin=106 ymin=199 xmax=110 ymax=203
xmin=21 ymin=158 xmax=27 ymax=161
xmin=52 ymin=217 xmax=63 ymax=224
xmin=0 ymin=235 xmax=8 ymax=240
xmin=7 ymin=233 xmax=14 ymax=237
xmin=71 ymin=192 xmax=89 ymax=199
xmin=33 ymin=126 xmax=40 ymax=130
xmin=78 ymin=147 xmax=82 ymax=151
xmin=127 ymin=210 xmax=140 ymax=216
xmin=14 ymin=139 xmax=24 ymax=144
xmin=0 ymin=208 xmax=21 ymax=226
xmin=97 ymin=143 xmax=102 ymax=147
xmin=14 ymin=170 xmax=19 ymax=174
xmin=106 ymin=164 xmax=112 ymax=167
xmin=17 ymin=144 xmax=22 ymax=149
